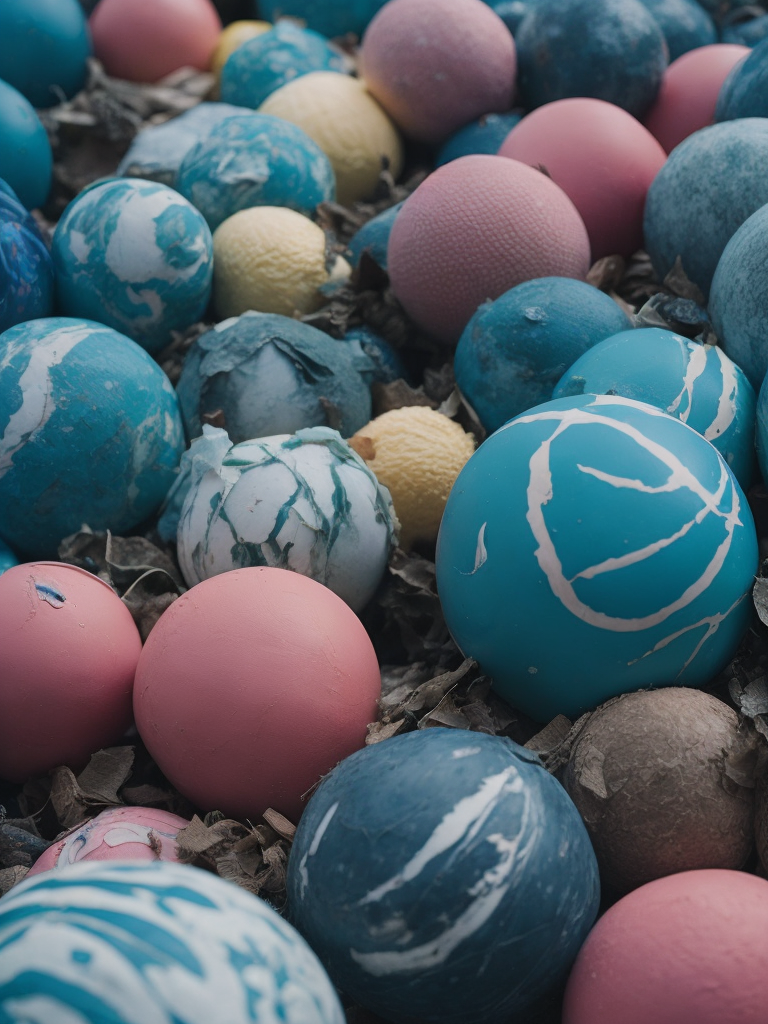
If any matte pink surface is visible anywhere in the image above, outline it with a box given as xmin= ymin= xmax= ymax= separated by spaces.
xmin=133 ymin=567 xmax=381 ymax=823
xmin=0 ymin=562 xmax=141 ymax=782
xmin=387 ymin=154 xmax=590 ymax=344
xmin=27 ymin=806 xmax=190 ymax=877
xmin=359 ymin=0 xmax=516 ymax=143
xmin=90 ymin=0 xmax=222 ymax=82
xmin=499 ymin=98 xmax=666 ymax=259
xmin=563 ymin=869 xmax=768 ymax=1024
xmin=643 ymin=44 xmax=750 ymax=154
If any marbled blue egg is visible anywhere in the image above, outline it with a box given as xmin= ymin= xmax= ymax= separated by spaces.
xmin=176 ymin=311 xmax=373 ymax=443
xmin=220 ymin=20 xmax=350 ymax=110
xmin=0 ymin=178 xmax=54 ymax=333
xmin=435 ymin=112 xmax=522 ymax=167
xmin=52 ymin=178 xmax=213 ymax=355
xmin=715 ymin=36 xmax=768 ymax=121
xmin=177 ymin=113 xmax=336 ymax=230
xmin=554 ymin=328 xmax=757 ymax=488
xmin=0 ymin=538 xmax=17 ymax=576
xmin=436 ymin=394 xmax=758 ymax=722
xmin=0 ymin=860 xmax=345 ymax=1024
xmin=344 ymin=325 xmax=411 ymax=385
xmin=637 ymin=0 xmax=716 ymax=60
xmin=346 ymin=201 xmax=403 ymax=271
xmin=287 ymin=728 xmax=600 ymax=1024
xmin=454 ymin=277 xmax=633 ymax=433
xmin=256 ymin=0 xmax=388 ymax=40
xmin=0 ymin=317 xmax=184 ymax=559
xmin=0 ymin=78 xmax=52 ymax=211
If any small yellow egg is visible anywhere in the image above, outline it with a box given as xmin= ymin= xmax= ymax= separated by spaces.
xmin=211 ymin=20 xmax=271 ymax=83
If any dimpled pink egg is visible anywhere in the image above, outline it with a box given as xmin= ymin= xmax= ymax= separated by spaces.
xmin=27 ymin=807 xmax=190 ymax=877
xmin=359 ymin=0 xmax=516 ymax=143
xmin=643 ymin=44 xmax=750 ymax=154
xmin=563 ymin=869 xmax=768 ymax=1024
xmin=499 ymin=98 xmax=666 ymax=259
xmin=387 ymin=154 xmax=591 ymax=344
xmin=0 ymin=562 xmax=141 ymax=782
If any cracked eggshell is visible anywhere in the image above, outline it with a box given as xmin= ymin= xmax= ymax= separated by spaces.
xmin=0 ymin=562 xmax=141 ymax=783
xmin=287 ymin=728 xmax=600 ymax=1024
xmin=436 ymin=394 xmax=758 ymax=721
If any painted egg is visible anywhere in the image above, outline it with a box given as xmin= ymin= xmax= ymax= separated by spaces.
xmin=52 ymin=178 xmax=213 ymax=355
xmin=0 ymin=538 xmax=18 ymax=576
xmin=722 ymin=12 xmax=768 ymax=46
xmin=287 ymin=728 xmax=600 ymax=1024
xmin=553 ymin=328 xmax=757 ymax=489
xmin=257 ymin=0 xmax=388 ymax=38
xmin=0 ymin=860 xmax=345 ymax=1024
xmin=0 ymin=178 xmax=54 ymax=333
xmin=716 ymin=35 xmax=768 ymax=121
xmin=27 ymin=807 xmax=190 ymax=877
xmin=345 ymin=201 xmax=404 ymax=271
xmin=454 ymin=277 xmax=633 ymax=433
xmin=133 ymin=567 xmax=381 ymax=822
xmin=0 ymin=78 xmax=52 ymax=211
xmin=0 ymin=562 xmax=140 ymax=782
xmin=176 ymin=311 xmax=372 ymax=443
xmin=0 ymin=317 xmax=184 ymax=559
xmin=344 ymin=325 xmax=411 ymax=386
xmin=0 ymin=0 xmax=91 ymax=108
xmin=636 ymin=0 xmax=716 ymax=61
xmin=435 ymin=111 xmax=522 ymax=167
xmin=176 ymin=426 xmax=397 ymax=611
xmin=755 ymin=371 xmax=768 ymax=486
xmin=435 ymin=394 xmax=758 ymax=722
xmin=176 ymin=113 xmax=336 ymax=230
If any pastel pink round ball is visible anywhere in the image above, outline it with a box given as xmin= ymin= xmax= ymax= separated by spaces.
xmin=0 ymin=562 xmax=141 ymax=783
xmin=563 ymin=869 xmax=768 ymax=1024
xmin=133 ymin=567 xmax=381 ymax=823
xmin=359 ymin=0 xmax=516 ymax=143
xmin=387 ymin=154 xmax=591 ymax=344
xmin=643 ymin=44 xmax=750 ymax=154
xmin=27 ymin=807 xmax=190 ymax=877
xmin=499 ymin=98 xmax=666 ymax=260
xmin=90 ymin=0 xmax=222 ymax=83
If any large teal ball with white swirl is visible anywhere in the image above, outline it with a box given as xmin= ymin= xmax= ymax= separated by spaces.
xmin=52 ymin=178 xmax=213 ymax=355
xmin=0 ymin=860 xmax=344 ymax=1024
xmin=436 ymin=394 xmax=758 ymax=722
xmin=0 ymin=317 xmax=184 ymax=559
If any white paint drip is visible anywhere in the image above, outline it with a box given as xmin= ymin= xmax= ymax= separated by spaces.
xmin=472 ymin=522 xmax=487 ymax=573
xmin=704 ymin=347 xmax=738 ymax=441
xmin=667 ymin=340 xmax=707 ymax=423
xmin=297 ymin=801 xmax=338 ymax=898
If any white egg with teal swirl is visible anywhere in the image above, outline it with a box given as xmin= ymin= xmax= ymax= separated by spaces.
xmin=0 ymin=860 xmax=344 ymax=1024
xmin=176 ymin=425 xmax=397 ymax=611
xmin=52 ymin=178 xmax=213 ymax=355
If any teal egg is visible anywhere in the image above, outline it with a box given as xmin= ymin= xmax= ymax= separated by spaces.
xmin=435 ymin=111 xmax=522 ymax=167
xmin=436 ymin=394 xmax=758 ymax=721
xmin=755 ymin=371 xmax=768 ymax=486
xmin=345 ymin=201 xmax=403 ymax=270
xmin=0 ymin=78 xmax=52 ymax=210
xmin=715 ymin=36 xmax=768 ymax=121
xmin=637 ymin=0 xmax=716 ymax=60
xmin=344 ymin=325 xmax=411 ymax=385
xmin=52 ymin=178 xmax=213 ymax=355
xmin=0 ymin=178 xmax=54 ymax=332
xmin=256 ymin=0 xmax=388 ymax=39
xmin=554 ymin=327 xmax=757 ymax=489
xmin=0 ymin=317 xmax=185 ymax=559
xmin=0 ymin=538 xmax=17 ymax=576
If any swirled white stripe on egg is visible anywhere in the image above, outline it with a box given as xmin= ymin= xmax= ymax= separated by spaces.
xmin=704 ymin=345 xmax=739 ymax=441
xmin=667 ymin=338 xmax=707 ymax=423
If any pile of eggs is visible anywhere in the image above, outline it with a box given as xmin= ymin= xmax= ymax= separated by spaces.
xmin=5 ymin=0 xmax=768 ymax=1020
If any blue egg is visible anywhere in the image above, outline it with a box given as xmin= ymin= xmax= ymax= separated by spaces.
xmin=436 ymin=394 xmax=758 ymax=722
xmin=0 ymin=537 xmax=17 ymax=576
xmin=755 ymin=371 xmax=768 ymax=487
xmin=288 ymin=728 xmax=599 ymax=1024
xmin=554 ymin=328 xmax=757 ymax=488
xmin=454 ymin=277 xmax=633 ymax=433
xmin=0 ymin=0 xmax=91 ymax=108
xmin=637 ymin=0 xmax=716 ymax=60
xmin=345 ymin=201 xmax=403 ymax=271
xmin=177 ymin=113 xmax=336 ymax=231
xmin=52 ymin=178 xmax=213 ymax=355
xmin=720 ymin=13 xmax=768 ymax=47
xmin=0 ymin=178 xmax=54 ymax=333
xmin=220 ymin=20 xmax=350 ymax=110
xmin=344 ymin=325 xmax=411 ymax=385
xmin=435 ymin=111 xmax=522 ymax=167
xmin=485 ymin=0 xmax=530 ymax=34
xmin=0 ymin=317 xmax=185 ymax=559
xmin=176 ymin=311 xmax=373 ymax=443
xmin=256 ymin=0 xmax=388 ymax=39
xmin=715 ymin=36 xmax=768 ymax=121
xmin=0 ymin=860 xmax=345 ymax=1024
xmin=0 ymin=78 xmax=52 ymax=211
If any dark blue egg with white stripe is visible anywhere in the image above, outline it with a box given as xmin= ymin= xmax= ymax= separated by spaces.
xmin=553 ymin=328 xmax=756 ymax=489
xmin=0 ymin=860 xmax=345 ymax=1024
xmin=288 ymin=728 xmax=599 ymax=1024
xmin=0 ymin=317 xmax=184 ymax=559
xmin=52 ymin=178 xmax=213 ymax=355
xmin=436 ymin=394 xmax=758 ymax=722
xmin=0 ymin=178 xmax=54 ymax=333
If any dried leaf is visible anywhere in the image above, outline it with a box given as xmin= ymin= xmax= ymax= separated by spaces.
xmin=366 ymin=719 xmax=407 ymax=745
xmin=262 ymin=808 xmax=296 ymax=842
xmin=77 ymin=747 xmax=135 ymax=804
xmin=0 ymin=866 xmax=28 ymax=897
xmin=0 ymin=824 xmax=51 ymax=868
xmin=371 ymin=379 xmax=437 ymax=414
xmin=662 ymin=256 xmax=707 ymax=306
xmin=755 ymin=578 xmax=768 ymax=628
xmin=587 ymin=255 xmax=625 ymax=292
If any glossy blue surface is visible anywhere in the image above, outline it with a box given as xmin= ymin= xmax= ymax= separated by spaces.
xmin=256 ymin=0 xmax=388 ymax=39
xmin=0 ymin=78 xmax=52 ymax=211
xmin=0 ymin=179 xmax=54 ymax=333
xmin=637 ymin=0 xmax=716 ymax=60
xmin=715 ymin=36 xmax=768 ymax=120
xmin=346 ymin=202 xmax=403 ymax=271
xmin=436 ymin=112 xmax=522 ymax=167
xmin=436 ymin=394 xmax=757 ymax=721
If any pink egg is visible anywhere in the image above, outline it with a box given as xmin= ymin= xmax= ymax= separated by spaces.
xmin=499 ymin=97 xmax=667 ymax=260
xmin=0 ymin=562 xmax=141 ymax=782
xmin=27 ymin=806 xmax=190 ymax=877
xmin=387 ymin=153 xmax=590 ymax=344
xmin=133 ymin=567 xmax=381 ymax=823
xmin=563 ymin=869 xmax=768 ymax=1024
xmin=89 ymin=0 xmax=222 ymax=83
xmin=643 ymin=44 xmax=750 ymax=154
xmin=359 ymin=0 xmax=516 ymax=143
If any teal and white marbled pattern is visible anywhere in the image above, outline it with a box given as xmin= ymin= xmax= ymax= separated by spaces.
xmin=52 ymin=178 xmax=213 ymax=355
xmin=0 ymin=860 xmax=345 ymax=1024
xmin=176 ymin=426 xmax=398 ymax=611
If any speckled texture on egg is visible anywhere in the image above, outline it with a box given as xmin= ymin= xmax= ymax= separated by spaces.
xmin=716 ymin=35 xmax=768 ymax=121
xmin=0 ymin=178 xmax=54 ymax=333
xmin=52 ymin=178 xmax=213 ymax=355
